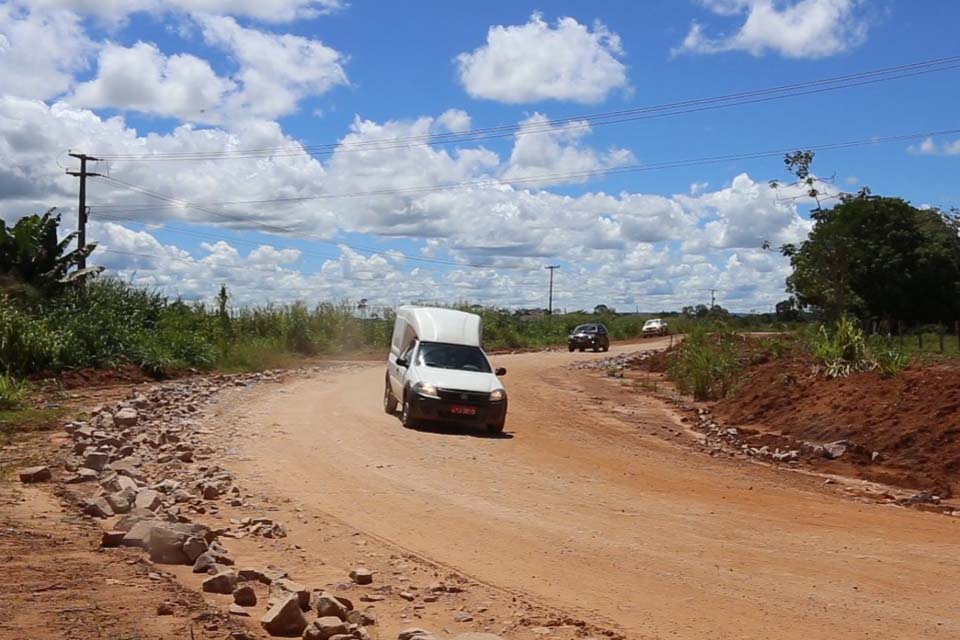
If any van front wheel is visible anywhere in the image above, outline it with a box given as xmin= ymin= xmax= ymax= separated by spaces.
xmin=384 ymin=380 xmax=398 ymax=414
xmin=401 ymin=396 xmax=417 ymax=429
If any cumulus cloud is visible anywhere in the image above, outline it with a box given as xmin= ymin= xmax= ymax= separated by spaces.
xmin=675 ymin=0 xmax=869 ymax=59
xmin=908 ymin=136 xmax=960 ymax=156
xmin=70 ymin=42 xmax=234 ymax=121
xmin=196 ymin=14 xmax=349 ymax=121
xmin=23 ymin=0 xmax=344 ymax=24
xmin=0 ymin=5 xmax=94 ymax=100
xmin=501 ymin=113 xmax=634 ymax=187
xmin=0 ymin=98 xmax=807 ymax=311
xmin=456 ymin=12 xmax=628 ymax=104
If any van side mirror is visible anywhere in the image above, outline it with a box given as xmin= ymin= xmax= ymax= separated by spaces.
xmin=495 ymin=367 xmax=507 ymax=376
xmin=396 ymin=357 xmax=409 ymax=368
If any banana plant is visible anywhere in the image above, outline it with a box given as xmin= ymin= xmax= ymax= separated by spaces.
xmin=0 ymin=208 xmax=103 ymax=298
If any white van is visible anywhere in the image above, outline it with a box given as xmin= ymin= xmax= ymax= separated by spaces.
xmin=384 ymin=306 xmax=508 ymax=434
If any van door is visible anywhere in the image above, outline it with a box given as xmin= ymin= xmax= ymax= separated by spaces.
xmin=390 ymin=340 xmax=417 ymax=399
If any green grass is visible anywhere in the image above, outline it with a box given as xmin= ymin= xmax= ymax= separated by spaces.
xmin=666 ymin=328 xmax=742 ymax=400
xmin=0 ymin=374 xmax=27 ymax=410
xmin=0 ymin=406 xmax=66 ymax=446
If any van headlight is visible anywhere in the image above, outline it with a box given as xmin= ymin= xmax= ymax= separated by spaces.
xmin=489 ymin=389 xmax=505 ymax=402
xmin=413 ymin=382 xmax=440 ymax=399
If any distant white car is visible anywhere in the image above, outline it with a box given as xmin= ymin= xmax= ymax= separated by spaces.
xmin=384 ymin=306 xmax=508 ymax=434
xmin=642 ymin=318 xmax=669 ymax=337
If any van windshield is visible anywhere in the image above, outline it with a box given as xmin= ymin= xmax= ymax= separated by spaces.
xmin=417 ymin=342 xmax=491 ymax=373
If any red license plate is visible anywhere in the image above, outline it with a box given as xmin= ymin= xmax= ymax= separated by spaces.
xmin=450 ymin=405 xmax=477 ymax=416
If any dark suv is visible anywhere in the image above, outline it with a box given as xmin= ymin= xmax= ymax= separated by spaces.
xmin=568 ymin=324 xmax=610 ymax=352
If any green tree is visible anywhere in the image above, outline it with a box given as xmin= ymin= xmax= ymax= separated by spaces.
xmin=0 ymin=209 xmax=102 ymax=298
xmin=785 ymin=196 xmax=960 ymax=323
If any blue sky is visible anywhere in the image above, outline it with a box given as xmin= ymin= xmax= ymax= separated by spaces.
xmin=1 ymin=0 xmax=958 ymax=312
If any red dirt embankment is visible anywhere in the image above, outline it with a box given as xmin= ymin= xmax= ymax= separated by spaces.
xmin=646 ymin=337 xmax=960 ymax=495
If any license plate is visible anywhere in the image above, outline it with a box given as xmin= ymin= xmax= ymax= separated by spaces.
xmin=450 ymin=405 xmax=477 ymax=416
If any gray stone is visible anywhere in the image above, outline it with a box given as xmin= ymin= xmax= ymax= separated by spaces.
xmin=233 ymin=585 xmax=257 ymax=606
xmin=271 ymin=578 xmax=310 ymax=611
xmin=105 ymin=489 xmax=136 ymax=514
xmin=823 ymin=441 xmax=848 ymax=460
xmin=315 ymin=591 xmax=349 ymax=620
xmin=146 ymin=524 xmax=190 ymax=564
xmin=202 ymin=569 xmax=238 ymax=594
xmin=182 ymin=536 xmax=208 ymax=563
xmin=17 ymin=466 xmax=52 ymax=483
xmin=228 ymin=604 xmax=250 ymax=617
xmin=114 ymin=407 xmax=139 ymax=427
xmin=260 ymin=593 xmax=306 ymax=637
xmin=452 ymin=635 xmax=504 ymax=640
xmin=135 ymin=489 xmax=163 ymax=511
xmin=100 ymin=530 xmax=126 ymax=547
xmin=303 ymin=617 xmax=348 ymax=640
xmin=238 ymin=567 xmax=272 ymax=584
xmin=83 ymin=451 xmax=110 ymax=471
xmin=346 ymin=610 xmax=376 ymax=626
xmin=349 ymin=567 xmax=373 ymax=585
xmin=193 ymin=548 xmax=233 ymax=573
xmin=83 ymin=497 xmax=114 ymax=518
xmin=398 ymin=629 xmax=434 ymax=640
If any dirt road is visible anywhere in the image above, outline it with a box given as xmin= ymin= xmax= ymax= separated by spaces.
xmin=220 ymin=340 xmax=959 ymax=639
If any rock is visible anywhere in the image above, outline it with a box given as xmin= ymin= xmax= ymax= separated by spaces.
xmin=131 ymin=393 xmax=150 ymax=409
xmin=238 ymin=567 xmax=272 ymax=584
xmin=346 ymin=610 xmax=376 ymax=626
xmin=234 ymin=585 xmax=257 ymax=606
xmin=260 ymin=593 xmax=307 ymax=637
xmin=303 ymin=617 xmax=349 ymax=640
xmin=349 ymin=567 xmax=373 ymax=585
xmin=452 ymin=635 xmax=503 ymax=640
xmin=147 ymin=524 xmax=190 ymax=564
xmin=156 ymin=601 xmax=175 ymax=616
xmin=114 ymin=508 xmax=159 ymax=532
xmin=192 ymin=549 xmax=231 ymax=573
xmin=105 ymin=489 xmax=136 ymax=514
xmin=823 ymin=441 xmax=848 ymax=460
xmin=315 ymin=591 xmax=349 ymax=620
xmin=135 ymin=489 xmax=163 ymax=511
xmin=271 ymin=578 xmax=310 ymax=611
xmin=83 ymin=451 xmax=110 ymax=472
xmin=66 ymin=468 xmax=99 ymax=483
xmin=398 ymin=629 xmax=434 ymax=640
xmin=399 ymin=591 xmax=415 ymax=602
xmin=202 ymin=570 xmax=238 ymax=594
xmin=229 ymin=604 xmax=250 ymax=617
xmin=17 ymin=466 xmax=52 ymax=483
xmin=114 ymin=408 xmax=139 ymax=427
xmin=201 ymin=483 xmax=221 ymax=500
xmin=453 ymin=612 xmax=473 ymax=622
xmin=182 ymin=536 xmax=208 ymax=563
xmin=83 ymin=497 xmax=114 ymax=519
xmin=100 ymin=530 xmax=126 ymax=547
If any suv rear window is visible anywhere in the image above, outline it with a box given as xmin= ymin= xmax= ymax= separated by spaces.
xmin=574 ymin=325 xmax=597 ymax=333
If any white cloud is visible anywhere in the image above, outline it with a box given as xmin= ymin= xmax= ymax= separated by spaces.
xmin=22 ymin=0 xmax=344 ymax=24
xmin=70 ymin=42 xmax=234 ymax=121
xmin=501 ymin=113 xmax=634 ymax=187
xmin=0 ymin=5 xmax=94 ymax=100
xmin=434 ymin=108 xmax=472 ymax=134
xmin=909 ymin=136 xmax=960 ymax=156
xmin=0 ymin=98 xmax=810 ymax=311
xmin=196 ymin=14 xmax=349 ymax=120
xmin=675 ymin=0 xmax=869 ymax=59
xmin=456 ymin=12 xmax=628 ymax=104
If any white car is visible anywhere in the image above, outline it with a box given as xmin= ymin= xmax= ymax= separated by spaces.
xmin=384 ymin=306 xmax=508 ymax=434
xmin=642 ymin=318 xmax=669 ymax=337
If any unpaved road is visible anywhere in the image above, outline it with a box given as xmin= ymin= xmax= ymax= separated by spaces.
xmin=220 ymin=339 xmax=959 ymax=639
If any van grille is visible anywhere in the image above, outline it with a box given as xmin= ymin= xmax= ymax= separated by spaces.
xmin=437 ymin=389 xmax=489 ymax=403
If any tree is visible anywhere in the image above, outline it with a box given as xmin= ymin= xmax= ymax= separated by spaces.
xmin=593 ymin=304 xmax=614 ymax=315
xmin=0 ymin=209 xmax=102 ymax=298
xmin=784 ymin=196 xmax=960 ymax=323
xmin=775 ymin=298 xmax=801 ymax=322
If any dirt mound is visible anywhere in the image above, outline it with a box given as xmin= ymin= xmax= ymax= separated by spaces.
xmin=707 ymin=340 xmax=960 ymax=494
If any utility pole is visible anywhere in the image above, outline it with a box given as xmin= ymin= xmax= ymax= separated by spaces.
xmin=66 ymin=152 xmax=102 ymax=270
xmin=707 ymin=288 xmax=717 ymax=308
xmin=545 ymin=265 xmax=560 ymax=315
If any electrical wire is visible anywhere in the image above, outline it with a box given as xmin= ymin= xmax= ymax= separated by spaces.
xmin=90 ymin=55 xmax=960 ymax=161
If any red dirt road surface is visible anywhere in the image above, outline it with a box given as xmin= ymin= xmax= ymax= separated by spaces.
xmin=209 ymin=339 xmax=960 ymax=640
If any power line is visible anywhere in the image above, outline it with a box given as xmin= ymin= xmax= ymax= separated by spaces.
xmin=90 ymin=126 xmax=960 ymax=210
xmin=90 ymin=55 xmax=960 ymax=162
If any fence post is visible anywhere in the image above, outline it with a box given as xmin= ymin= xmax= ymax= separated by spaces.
xmin=919 ymin=332 xmax=923 ymax=350
xmin=939 ymin=325 xmax=945 ymax=353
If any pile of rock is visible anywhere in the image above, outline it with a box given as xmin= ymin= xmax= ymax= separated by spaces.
xmin=231 ymin=516 xmax=288 ymax=539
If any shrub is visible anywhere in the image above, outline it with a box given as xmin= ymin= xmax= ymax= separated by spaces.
xmin=807 ymin=315 xmax=873 ymax=378
xmin=0 ymin=374 xmax=27 ymax=410
xmin=667 ymin=328 xmax=742 ymax=400
xmin=868 ymin=336 xmax=910 ymax=377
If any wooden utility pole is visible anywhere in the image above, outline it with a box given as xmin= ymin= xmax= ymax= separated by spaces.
xmin=66 ymin=152 xmax=101 ymax=270
xmin=545 ymin=265 xmax=559 ymax=315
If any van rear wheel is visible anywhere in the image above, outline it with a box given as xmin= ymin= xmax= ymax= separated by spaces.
xmin=383 ymin=380 xmax=398 ymax=414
